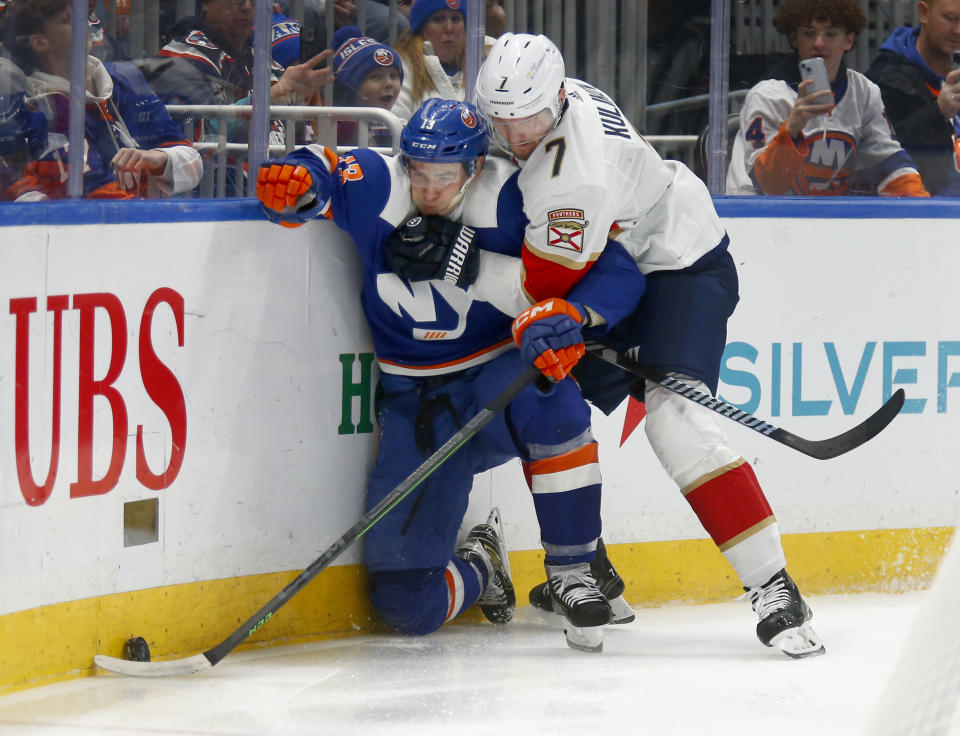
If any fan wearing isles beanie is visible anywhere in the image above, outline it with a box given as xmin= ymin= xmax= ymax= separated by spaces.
xmin=332 ymin=25 xmax=404 ymax=107
xmin=391 ymin=0 xmax=467 ymax=122
xmin=331 ymin=26 xmax=403 ymax=147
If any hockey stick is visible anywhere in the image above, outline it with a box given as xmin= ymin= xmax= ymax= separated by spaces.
xmin=584 ymin=343 xmax=904 ymax=460
xmin=93 ymin=364 xmax=542 ymax=678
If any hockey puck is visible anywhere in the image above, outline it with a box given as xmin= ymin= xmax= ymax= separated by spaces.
xmin=123 ymin=636 xmax=151 ymax=662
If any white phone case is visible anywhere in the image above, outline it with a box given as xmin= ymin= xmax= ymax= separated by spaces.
xmin=799 ymin=57 xmax=834 ymax=102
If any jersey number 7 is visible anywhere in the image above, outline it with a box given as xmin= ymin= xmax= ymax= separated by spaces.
xmin=545 ymin=138 xmax=566 ymax=177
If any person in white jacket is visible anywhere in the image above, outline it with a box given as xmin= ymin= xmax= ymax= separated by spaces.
xmin=390 ymin=0 xmax=466 ymax=122
xmin=3 ymin=0 xmax=203 ymax=200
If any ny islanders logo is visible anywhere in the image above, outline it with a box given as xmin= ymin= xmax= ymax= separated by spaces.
xmin=377 ymin=274 xmax=473 ymax=341
xmin=461 ymin=108 xmax=477 ymax=128
xmin=547 ymin=208 xmax=588 ymax=252
xmin=799 ymin=132 xmax=857 ymax=194
xmin=374 ymin=48 xmax=394 ymax=66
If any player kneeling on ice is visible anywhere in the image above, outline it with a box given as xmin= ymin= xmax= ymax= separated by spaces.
xmin=256 ymin=99 xmax=645 ymax=652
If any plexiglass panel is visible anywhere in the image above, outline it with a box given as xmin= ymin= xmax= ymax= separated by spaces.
xmin=2 ymin=0 xmax=956 ymax=200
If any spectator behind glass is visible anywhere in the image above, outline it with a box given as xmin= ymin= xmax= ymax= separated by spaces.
xmin=866 ymin=0 xmax=960 ymax=196
xmin=295 ymin=0 xmax=410 ymax=62
xmin=271 ymin=1 xmax=301 ymax=68
xmin=391 ymin=0 xmax=504 ymax=37
xmin=88 ymin=0 xmax=128 ymax=62
xmin=331 ymin=24 xmax=402 ymax=146
xmin=726 ymin=0 xmax=929 ymax=196
xmin=0 ymin=0 xmax=204 ymax=201
xmin=484 ymin=0 xmax=505 ymax=37
xmin=390 ymin=0 xmax=465 ymax=122
xmin=155 ymin=0 xmax=332 ymax=108
xmin=0 ymin=55 xmax=49 ymax=196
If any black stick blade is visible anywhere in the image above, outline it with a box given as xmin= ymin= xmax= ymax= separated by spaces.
xmin=770 ymin=388 xmax=905 ymax=460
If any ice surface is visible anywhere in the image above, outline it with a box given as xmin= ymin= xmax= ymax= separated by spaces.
xmin=0 ymin=592 xmax=932 ymax=735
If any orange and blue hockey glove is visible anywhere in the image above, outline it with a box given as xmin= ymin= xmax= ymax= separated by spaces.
xmin=256 ymin=160 xmax=323 ymax=228
xmin=511 ymin=298 xmax=588 ymax=382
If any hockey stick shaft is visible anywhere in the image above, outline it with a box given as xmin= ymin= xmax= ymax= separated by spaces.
xmin=94 ymin=364 xmax=541 ymax=677
xmin=585 ymin=343 xmax=904 ymax=460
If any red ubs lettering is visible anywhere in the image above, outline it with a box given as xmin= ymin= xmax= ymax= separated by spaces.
xmin=9 ymin=288 xmax=187 ymax=506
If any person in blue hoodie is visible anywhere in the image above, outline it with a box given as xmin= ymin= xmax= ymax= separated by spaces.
xmin=866 ymin=0 xmax=960 ymax=196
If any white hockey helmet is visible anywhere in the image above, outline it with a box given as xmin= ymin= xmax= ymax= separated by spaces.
xmin=475 ymin=33 xmax=566 ymax=149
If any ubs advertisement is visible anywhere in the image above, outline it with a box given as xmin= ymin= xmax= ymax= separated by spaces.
xmin=0 ymin=217 xmax=376 ymax=615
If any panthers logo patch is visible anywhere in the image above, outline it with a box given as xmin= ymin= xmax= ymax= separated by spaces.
xmin=546 ymin=208 xmax=588 ymax=252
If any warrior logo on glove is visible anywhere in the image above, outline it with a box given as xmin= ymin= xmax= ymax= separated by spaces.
xmin=382 ymin=214 xmax=479 ymax=287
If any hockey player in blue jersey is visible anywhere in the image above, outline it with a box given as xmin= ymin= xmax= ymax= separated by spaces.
xmin=256 ymin=99 xmax=645 ymax=652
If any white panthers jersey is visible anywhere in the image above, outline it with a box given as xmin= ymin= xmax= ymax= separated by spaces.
xmin=514 ymin=78 xmax=726 ymax=301
xmin=726 ymin=68 xmax=925 ymax=196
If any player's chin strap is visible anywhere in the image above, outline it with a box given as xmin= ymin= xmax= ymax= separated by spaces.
xmin=584 ymin=343 xmax=904 ymax=460
xmin=438 ymin=157 xmax=484 ymax=217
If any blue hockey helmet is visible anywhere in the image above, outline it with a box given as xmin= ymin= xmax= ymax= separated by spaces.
xmin=400 ymin=98 xmax=488 ymax=173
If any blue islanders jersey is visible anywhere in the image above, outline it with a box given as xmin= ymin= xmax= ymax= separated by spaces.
xmin=284 ymin=146 xmax=527 ymax=376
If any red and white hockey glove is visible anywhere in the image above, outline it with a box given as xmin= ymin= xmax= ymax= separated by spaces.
xmin=256 ymin=162 xmax=316 ymax=228
xmin=511 ymin=298 xmax=587 ymax=382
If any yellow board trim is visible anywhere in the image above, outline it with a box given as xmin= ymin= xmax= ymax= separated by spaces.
xmin=1 ymin=527 xmax=953 ymax=696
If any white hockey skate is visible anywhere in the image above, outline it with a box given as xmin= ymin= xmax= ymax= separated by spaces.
xmin=455 ymin=508 xmax=516 ymax=624
xmin=545 ymin=560 xmax=612 ymax=653
xmin=529 ymin=538 xmax=636 ymax=624
xmin=743 ymin=568 xmax=825 ymax=659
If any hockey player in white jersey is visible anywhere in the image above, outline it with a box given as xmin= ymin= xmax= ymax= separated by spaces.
xmin=726 ymin=0 xmax=929 ymax=196
xmin=472 ymin=32 xmax=825 ymax=658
